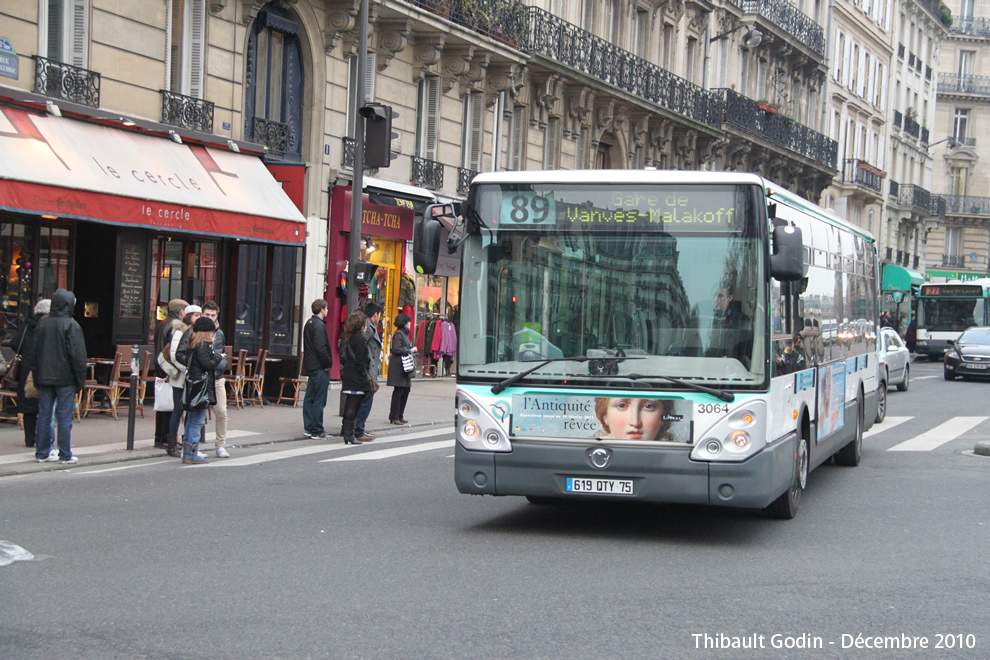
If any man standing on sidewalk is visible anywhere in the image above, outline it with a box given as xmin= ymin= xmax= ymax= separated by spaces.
xmin=353 ymin=301 xmax=382 ymax=443
xmin=201 ymin=302 xmax=230 ymax=458
xmin=302 ymin=299 xmax=332 ymax=439
xmin=153 ymin=298 xmax=187 ymax=454
xmin=34 ymin=288 xmax=87 ymax=465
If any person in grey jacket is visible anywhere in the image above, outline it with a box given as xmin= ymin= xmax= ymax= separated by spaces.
xmin=354 ymin=301 xmax=382 ymax=442
xmin=387 ymin=313 xmax=417 ymax=425
xmin=34 ymin=288 xmax=88 ymax=464
xmin=301 ymin=299 xmax=332 ymax=439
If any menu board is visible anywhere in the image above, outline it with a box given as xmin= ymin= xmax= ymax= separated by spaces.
xmin=119 ymin=241 xmax=144 ymax=318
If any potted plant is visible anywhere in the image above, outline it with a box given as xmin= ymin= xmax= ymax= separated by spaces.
xmin=758 ymin=101 xmax=778 ymax=114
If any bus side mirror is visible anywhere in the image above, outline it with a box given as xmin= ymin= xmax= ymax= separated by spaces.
xmin=771 ymin=225 xmax=804 ymax=282
xmin=413 ymin=216 xmax=443 ymax=274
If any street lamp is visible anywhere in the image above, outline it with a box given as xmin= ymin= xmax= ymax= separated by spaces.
xmin=711 ymin=25 xmax=763 ymax=48
xmin=927 ymin=137 xmax=959 ymax=151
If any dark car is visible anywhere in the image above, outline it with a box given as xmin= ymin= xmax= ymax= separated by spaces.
xmin=944 ymin=326 xmax=990 ymax=380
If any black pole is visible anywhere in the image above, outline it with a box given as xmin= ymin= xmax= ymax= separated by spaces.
xmin=126 ymin=344 xmax=138 ymax=451
xmin=347 ymin=0 xmax=369 ymax=317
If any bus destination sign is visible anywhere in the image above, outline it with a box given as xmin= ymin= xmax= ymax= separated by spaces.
xmin=920 ymin=285 xmax=983 ymax=297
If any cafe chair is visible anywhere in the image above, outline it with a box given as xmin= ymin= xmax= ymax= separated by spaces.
xmin=243 ymin=349 xmax=268 ymax=407
xmin=277 ymin=351 xmax=306 ymax=407
xmin=118 ymin=348 xmax=153 ymax=418
xmin=230 ymin=349 xmax=248 ymax=409
xmin=0 ymin=385 xmax=18 ymax=424
xmin=83 ymin=352 xmax=125 ymax=420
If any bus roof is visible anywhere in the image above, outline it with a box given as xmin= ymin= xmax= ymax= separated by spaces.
xmin=471 ymin=170 xmax=876 ymax=243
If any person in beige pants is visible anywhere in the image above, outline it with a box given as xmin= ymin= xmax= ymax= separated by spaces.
xmin=201 ymin=301 xmax=230 ymax=458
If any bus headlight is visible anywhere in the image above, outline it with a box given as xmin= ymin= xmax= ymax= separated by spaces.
xmin=462 ymin=420 xmax=480 ymax=439
xmin=727 ymin=430 xmax=750 ymax=452
xmin=690 ymin=400 xmax=768 ymax=462
xmin=455 ymin=390 xmax=513 ymax=452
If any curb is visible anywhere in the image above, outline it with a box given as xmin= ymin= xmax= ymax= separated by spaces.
xmin=0 ymin=419 xmax=453 ymax=478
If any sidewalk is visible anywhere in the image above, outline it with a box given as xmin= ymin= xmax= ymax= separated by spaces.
xmin=0 ymin=378 xmax=457 ymax=477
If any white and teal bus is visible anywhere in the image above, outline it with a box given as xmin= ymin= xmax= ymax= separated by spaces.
xmin=417 ymin=171 xmax=880 ymax=518
xmin=915 ymin=278 xmax=990 ymax=360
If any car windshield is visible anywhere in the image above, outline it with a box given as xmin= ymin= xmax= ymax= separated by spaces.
xmin=456 ymin=182 xmax=768 ymax=389
xmin=958 ymin=328 xmax=990 ymax=346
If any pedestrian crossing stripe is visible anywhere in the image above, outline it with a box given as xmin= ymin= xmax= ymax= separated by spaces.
xmin=321 ymin=439 xmax=454 ymax=462
xmin=886 ymin=417 xmax=988 ymax=452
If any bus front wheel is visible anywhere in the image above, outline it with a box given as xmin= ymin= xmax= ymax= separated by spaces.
xmin=835 ymin=392 xmax=864 ymax=467
xmin=765 ymin=435 xmax=808 ymax=519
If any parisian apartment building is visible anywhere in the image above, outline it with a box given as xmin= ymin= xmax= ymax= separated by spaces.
xmin=0 ymin=0 xmax=964 ymax=367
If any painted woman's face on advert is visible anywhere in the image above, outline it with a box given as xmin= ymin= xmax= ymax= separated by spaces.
xmin=603 ymin=398 xmax=664 ymax=440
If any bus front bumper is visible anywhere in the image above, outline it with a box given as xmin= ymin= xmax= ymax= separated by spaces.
xmin=454 ymin=437 xmax=797 ymax=510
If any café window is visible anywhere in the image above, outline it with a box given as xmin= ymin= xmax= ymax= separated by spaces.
xmin=234 ymin=243 xmax=267 ymax=354
xmin=0 ymin=221 xmax=70 ymax=345
xmin=150 ymin=237 xmax=220 ymax=339
xmin=270 ymin=245 xmax=301 ymax=355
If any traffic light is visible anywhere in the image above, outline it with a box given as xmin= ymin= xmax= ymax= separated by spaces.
xmin=359 ymin=103 xmax=398 ymax=168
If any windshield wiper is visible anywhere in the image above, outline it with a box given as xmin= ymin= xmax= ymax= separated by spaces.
xmin=491 ymin=356 xmax=643 ymax=394
xmin=611 ymin=373 xmax=735 ymax=403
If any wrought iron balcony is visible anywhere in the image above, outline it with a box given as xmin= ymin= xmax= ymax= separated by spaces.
xmin=409 ymin=0 xmax=527 ymax=49
xmin=33 ymin=56 xmax=100 ymax=108
xmin=458 ymin=167 xmax=477 ymax=195
xmin=718 ymin=89 xmax=837 ymax=167
xmin=898 ymin=184 xmax=943 ymax=217
xmin=252 ymin=117 xmax=289 ymax=158
xmin=889 ymin=180 xmax=899 ymax=200
xmin=932 ymin=195 xmax=946 ymax=218
xmin=952 ymin=16 xmax=990 ymax=36
xmin=903 ymin=115 xmax=920 ymax=139
xmin=412 ymin=156 xmax=444 ymax=190
xmin=729 ymin=0 xmax=825 ymax=57
xmin=523 ymin=8 xmax=723 ymax=129
xmin=938 ymin=73 xmax=990 ymax=96
xmin=843 ymin=159 xmax=883 ymax=195
xmin=161 ymin=90 xmax=214 ymax=133
xmin=342 ymin=137 xmax=355 ymax=169
xmin=942 ymin=254 xmax=968 ymax=268
xmin=944 ymin=195 xmax=990 ymax=216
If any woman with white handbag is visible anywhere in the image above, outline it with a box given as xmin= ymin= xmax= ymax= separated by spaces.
xmin=386 ymin=313 xmax=417 ymax=425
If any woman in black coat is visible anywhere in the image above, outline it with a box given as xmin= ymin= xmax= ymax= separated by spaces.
xmin=339 ymin=311 xmax=369 ymax=445
xmin=10 ymin=301 xmax=48 ymax=447
xmin=387 ymin=313 xmax=416 ymax=425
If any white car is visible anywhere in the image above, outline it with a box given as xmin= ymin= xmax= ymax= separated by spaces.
xmin=875 ymin=327 xmax=911 ymax=423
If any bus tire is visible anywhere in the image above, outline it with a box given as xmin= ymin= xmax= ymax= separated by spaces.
xmin=834 ymin=391 xmax=864 ymax=467
xmin=896 ymin=364 xmax=910 ymax=391
xmin=765 ymin=435 xmax=807 ymax=519
xmin=875 ymin=378 xmax=887 ymax=424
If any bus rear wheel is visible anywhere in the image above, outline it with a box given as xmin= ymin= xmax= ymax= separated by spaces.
xmin=835 ymin=392 xmax=864 ymax=467
xmin=766 ymin=435 xmax=808 ymax=519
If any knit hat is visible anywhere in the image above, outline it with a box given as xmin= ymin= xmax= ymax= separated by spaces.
xmin=168 ymin=298 xmax=189 ymax=312
xmin=193 ymin=317 xmax=215 ymax=332
xmin=183 ymin=304 xmax=202 ymax=316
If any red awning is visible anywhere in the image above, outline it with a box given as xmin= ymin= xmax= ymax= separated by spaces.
xmin=0 ymin=106 xmax=305 ymax=244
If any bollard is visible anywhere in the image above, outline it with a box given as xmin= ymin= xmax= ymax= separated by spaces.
xmin=126 ymin=344 xmax=138 ymax=451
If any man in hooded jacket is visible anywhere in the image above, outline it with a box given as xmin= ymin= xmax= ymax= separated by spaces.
xmin=34 ymin=288 xmax=88 ymax=464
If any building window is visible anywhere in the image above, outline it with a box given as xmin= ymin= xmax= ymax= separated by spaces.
xmin=950 ymin=165 xmax=968 ymax=196
xmin=661 ymin=25 xmax=674 ymax=70
xmin=345 ymin=52 xmax=376 ymax=138
xmin=595 ymin=133 xmax=613 ymax=169
xmin=507 ymin=105 xmax=526 ymax=171
xmin=166 ymin=0 xmax=206 ymax=97
xmin=686 ymin=38 xmax=698 ymax=85
xmin=543 ymin=116 xmax=560 ymax=169
xmin=270 ymin=245 xmax=301 ymax=355
xmin=953 ymin=108 xmax=970 ymax=142
xmin=958 ymin=50 xmax=975 ymax=77
xmin=416 ymin=76 xmax=440 ymax=160
xmin=461 ymin=91 xmax=484 ymax=172
xmin=39 ymin=0 xmax=89 ymax=67
xmin=245 ymin=4 xmax=304 ymax=161
xmin=634 ymin=9 xmax=649 ymax=58
xmin=945 ymin=227 xmax=961 ymax=259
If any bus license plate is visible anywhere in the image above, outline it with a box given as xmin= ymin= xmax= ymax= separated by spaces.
xmin=566 ymin=477 xmax=633 ymax=495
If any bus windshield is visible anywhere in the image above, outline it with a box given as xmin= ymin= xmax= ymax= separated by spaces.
xmin=457 ymin=182 xmax=768 ymax=389
xmin=918 ymin=296 xmax=986 ymax=331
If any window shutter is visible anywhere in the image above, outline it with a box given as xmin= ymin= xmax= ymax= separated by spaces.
xmin=509 ymin=106 xmax=525 ymax=170
xmin=188 ymin=0 xmax=206 ymax=98
xmin=468 ymin=92 xmax=484 ymax=171
xmin=842 ymin=38 xmax=852 ymax=88
xmin=877 ymin=135 xmax=885 ymax=169
xmin=419 ymin=76 xmax=440 ymax=161
xmin=867 ymin=55 xmax=875 ymax=104
xmin=833 ymin=32 xmax=842 ymax=82
xmin=365 ymin=52 xmax=376 ymax=102
xmin=68 ymin=0 xmax=88 ymax=68
xmin=544 ymin=116 xmax=560 ymax=169
xmin=879 ymin=64 xmax=887 ymax=110
xmin=47 ymin=0 xmax=63 ymax=61
xmin=857 ymin=48 xmax=866 ymax=97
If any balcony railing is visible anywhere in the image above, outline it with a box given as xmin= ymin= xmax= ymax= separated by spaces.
xmin=411 ymin=156 xmax=444 ymax=190
xmin=843 ymin=159 xmax=884 ymax=194
xmin=33 ymin=56 xmax=100 ymax=108
xmin=944 ymin=195 xmax=990 ymax=215
xmin=458 ymin=167 xmax=477 ymax=195
xmin=932 ymin=195 xmax=946 ymax=218
xmin=942 ymin=254 xmax=968 ymax=268
xmin=719 ymin=88 xmax=837 ymax=167
xmin=252 ymin=117 xmax=289 ymax=158
xmin=951 ymin=16 xmax=990 ymax=36
xmin=730 ymin=0 xmax=825 ymax=57
xmin=938 ymin=72 xmax=990 ymax=95
xmin=410 ymin=0 xmax=527 ymax=49
xmin=342 ymin=136 xmax=355 ymax=169
xmin=898 ymin=184 xmax=944 ymax=217
xmin=903 ymin=115 xmax=920 ymax=139
xmin=889 ymin=179 xmax=899 ymax=200
xmin=161 ymin=90 xmax=214 ymax=133
xmin=523 ymin=8 xmax=723 ymax=129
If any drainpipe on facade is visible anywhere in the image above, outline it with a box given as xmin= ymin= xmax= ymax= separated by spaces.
xmin=702 ymin=11 xmax=712 ymax=90
xmin=820 ymin=0 xmax=835 ymax=135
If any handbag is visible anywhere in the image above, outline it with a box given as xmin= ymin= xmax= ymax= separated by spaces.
xmin=401 ymin=354 xmax=415 ymax=373
xmin=366 ymin=375 xmax=380 ymax=394
xmin=153 ymin=377 xmax=174 ymax=412
xmin=24 ymin=371 xmax=40 ymax=399
xmin=182 ymin=376 xmax=212 ymax=411
xmin=1 ymin=331 xmax=26 ymax=391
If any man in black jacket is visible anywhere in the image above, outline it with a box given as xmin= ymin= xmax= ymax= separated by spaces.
xmin=302 ymin=299 xmax=333 ymax=439
xmin=34 ymin=288 xmax=88 ymax=464
xmin=153 ymin=298 xmax=188 ymax=451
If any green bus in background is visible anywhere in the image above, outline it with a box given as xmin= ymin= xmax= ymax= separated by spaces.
xmin=881 ymin=264 xmax=923 ymax=350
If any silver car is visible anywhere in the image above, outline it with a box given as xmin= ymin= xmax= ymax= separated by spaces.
xmin=875 ymin=327 xmax=911 ymax=423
